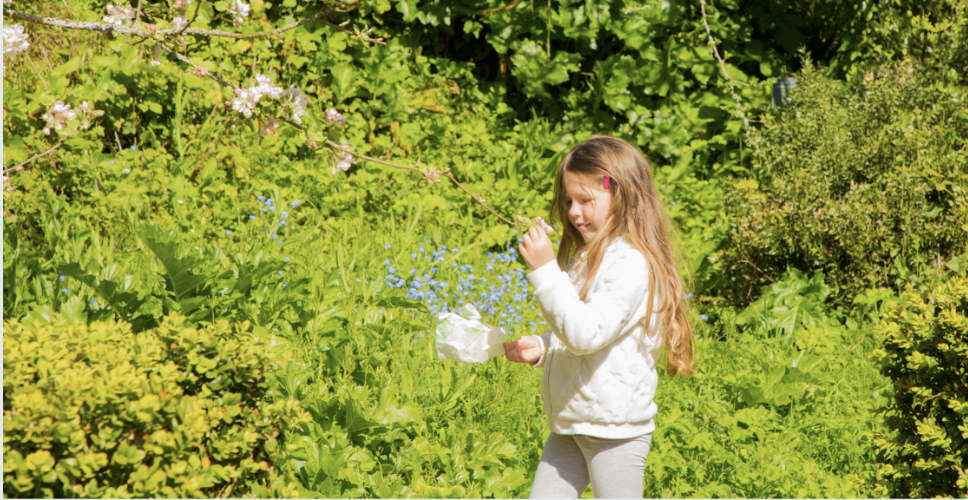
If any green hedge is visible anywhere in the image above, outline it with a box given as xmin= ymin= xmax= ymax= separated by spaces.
xmin=2 ymin=314 xmax=309 ymax=498
xmin=723 ymin=63 xmax=968 ymax=301
xmin=873 ymin=277 xmax=968 ymax=498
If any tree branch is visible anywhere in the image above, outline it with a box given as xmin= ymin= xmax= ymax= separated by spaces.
xmin=698 ymin=0 xmax=761 ymax=157
xmin=2 ymin=7 xmax=384 ymax=45
xmin=4 ymin=9 xmax=122 ymax=34
xmin=3 ymin=131 xmax=78 ymax=174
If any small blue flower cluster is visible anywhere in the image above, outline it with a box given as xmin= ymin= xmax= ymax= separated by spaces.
xmin=234 ymin=194 xmax=301 ymax=248
xmin=378 ymin=238 xmax=548 ymax=334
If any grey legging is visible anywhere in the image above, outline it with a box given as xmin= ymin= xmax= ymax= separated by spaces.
xmin=529 ymin=432 xmax=653 ymax=499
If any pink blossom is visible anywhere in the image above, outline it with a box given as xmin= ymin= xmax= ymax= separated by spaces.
xmin=535 ymin=216 xmax=554 ymax=235
xmin=259 ymin=118 xmax=279 ymax=136
xmin=424 ymin=169 xmax=443 ymax=184
xmin=172 ymin=17 xmax=189 ymax=30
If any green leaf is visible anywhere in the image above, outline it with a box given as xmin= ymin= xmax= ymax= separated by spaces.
xmin=136 ymin=225 xmax=214 ymax=314
xmin=331 ymin=63 xmax=358 ymax=104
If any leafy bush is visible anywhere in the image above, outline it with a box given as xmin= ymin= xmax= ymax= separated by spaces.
xmin=873 ymin=276 xmax=968 ymax=498
xmin=2 ymin=314 xmax=310 ymax=498
xmin=735 ymin=268 xmax=838 ymax=340
xmin=723 ymin=62 xmax=968 ymax=301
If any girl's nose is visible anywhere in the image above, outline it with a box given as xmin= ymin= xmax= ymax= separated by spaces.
xmin=567 ymin=202 xmax=580 ymax=219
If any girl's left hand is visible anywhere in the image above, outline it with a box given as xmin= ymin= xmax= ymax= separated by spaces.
xmin=520 ymin=225 xmax=555 ymax=271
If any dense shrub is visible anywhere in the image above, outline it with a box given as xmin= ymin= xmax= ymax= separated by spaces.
xmin=873 ymin=276 xmax=968 ymax=498
xmin=723 ymin=62 xmax=968 ymax=301
xmin=2 ymin=314 xmax=310 ymax=498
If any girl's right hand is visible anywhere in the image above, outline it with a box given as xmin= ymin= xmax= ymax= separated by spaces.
xmin=504 ymin=335 xmax=543 ymax=364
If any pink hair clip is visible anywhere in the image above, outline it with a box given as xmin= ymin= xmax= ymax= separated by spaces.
xmin=604 ymin=176 xmax=610 ymax=189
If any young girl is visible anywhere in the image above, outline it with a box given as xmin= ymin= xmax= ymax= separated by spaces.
xmin=504 ymin=135 xmax=694 ymax=499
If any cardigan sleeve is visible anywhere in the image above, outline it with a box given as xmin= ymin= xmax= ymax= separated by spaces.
xmin=529 ymin=330 xmax=553 ymax=368
xmin=527 ymin=246 xmax=651 ymax=356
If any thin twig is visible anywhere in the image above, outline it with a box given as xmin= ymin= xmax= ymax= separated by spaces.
xmin=22 ymin=53 xmax=49 ymax=92
xmin=475 ymin=0 xmax=523 ymax=16
xmin=158 ymin=42 xmax=241 ymax=90
xmin=134 ymin=0 xmax=143 ymax=26
xmin=2 ymin=8 xmax=384 ymax=45
xmin=174 ymin=0 xmax=203 ymax=36
xmin=444 ymin=172 xmax=514 ymax=225
xmin=3 ymin=131 xmax=77 ymax=174
xmin=280 ymin=118 xmax=514 ymax=226
xmin=698 ymin=0 xmax=761 ymax=157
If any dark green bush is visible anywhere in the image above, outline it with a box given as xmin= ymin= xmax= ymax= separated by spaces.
xmin=873 ymin=277 xmax=968 ymax=498
xmin=723 ymin=62 xmax=968 ymax=301
xmin=2 ymin=314 xmax=310 ymax=498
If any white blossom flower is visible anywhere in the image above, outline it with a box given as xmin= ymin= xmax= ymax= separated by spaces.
xmin=149 ymin=60 xmax=161 ymax=66
xmin=255 ymin=74 xmax=285 ymax=98
xmin=43 ymin=101 xmax=76 ymax=132
xmin=103 ymin=4 xmax=135 ymax=26
xmin=287 ymin=85 xmax=308 ymax=124
xmin=3 ymin=24 xmax=30 ymax=62
xmin=41 ymin=100 xmax=102 ymax=135
xmin=231 ymin=86 xmax=261 ymax=118
xmin=172 ymin=17 xmax=189 ymax=30
xmin=226 ymin=0 xmax=251 ymax=27
xmin=325 ymin=108 xmax=345 ymax=125
xmin=331 ymin=151 xmax=356 ymax=174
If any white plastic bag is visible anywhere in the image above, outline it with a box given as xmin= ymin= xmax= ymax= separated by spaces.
xmin=435 ymin=303 xmax=508 ymax=363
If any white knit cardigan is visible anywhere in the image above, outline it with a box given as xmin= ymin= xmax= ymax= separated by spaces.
xmin=528 ymin=237 xmax=663 ymax=439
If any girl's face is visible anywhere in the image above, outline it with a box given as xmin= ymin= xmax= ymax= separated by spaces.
xmin=563 ymin=171 xmax=612 ymax=242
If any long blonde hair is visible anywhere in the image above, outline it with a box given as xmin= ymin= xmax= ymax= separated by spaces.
xmin=550 ymin=135 xmax=694 ymax=377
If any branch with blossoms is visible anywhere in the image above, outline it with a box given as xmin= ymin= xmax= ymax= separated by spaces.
xmin=2 ymin=3 xmax=383 ymax=44
xmin=1 ymin=1 xmax=547 ymax=231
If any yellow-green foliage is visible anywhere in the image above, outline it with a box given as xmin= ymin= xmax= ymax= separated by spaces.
xmin=2 ymin=314 xmax=311 ymax=498
xmin=873 ymin=277 xmax=968 ymax=498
